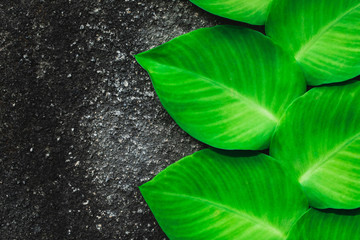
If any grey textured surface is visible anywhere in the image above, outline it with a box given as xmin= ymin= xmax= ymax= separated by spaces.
xmin=1 ymin=1 xmax=214 ymax=239
xmin=0 ymin=1 xmax=264 ymax=239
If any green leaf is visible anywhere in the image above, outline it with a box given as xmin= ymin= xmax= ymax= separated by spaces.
xmin=135 ymin=26 xmax=305 ymax=150
xmin=189 ymin=0 xmax=273 ymax=25
xmin=266 ymin=0 xmax=360 ymax=86
xmin=287 ymin=208 xmax=360 ymax=240
xmin=140 ymin=149 xmax=309 ymax=240
xmin=270 ymin=80 xmax=360 ymax=209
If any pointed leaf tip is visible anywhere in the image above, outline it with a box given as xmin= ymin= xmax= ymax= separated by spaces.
xmin=137 ymin=25 xmax=305 ymax=150
xmin=141 ymin=149 xmax=309 ymax=239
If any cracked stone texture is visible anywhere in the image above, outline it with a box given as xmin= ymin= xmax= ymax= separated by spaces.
xmin=0 ymin=0 xmax=263 ymax=239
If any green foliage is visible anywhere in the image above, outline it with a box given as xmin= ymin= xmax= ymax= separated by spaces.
xmin=267 ymin=0 xmax=360 ymax=85
xmin=136 ymin=26 xmax=305 ymax=150
xmin=189 ymin=0 xmax=273 ymax=25
xmin=287 ymin=209 xmax=360 ymax=240
xmin=136 ymin=0 xmax=360 ymax=239
xmin=270 ymin=81 xmax=360 ymax=209
xmin=140 ymin=149 xmax=308 ymax=240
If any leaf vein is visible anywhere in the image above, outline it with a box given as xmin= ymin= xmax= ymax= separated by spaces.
xmin=156 ymin=191 xmax=286 ymax=239
xmin=149 ymin=61 xmax=279 ymax=122
xmin=295 ymin=2 xmax=360 ymax=61
xmin=299 ymin=131 xmax=360 ymax=183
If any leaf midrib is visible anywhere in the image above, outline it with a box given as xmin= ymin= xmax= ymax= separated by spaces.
xmin=299 ymin=131 xmax=360 ymax=184
xmin=285 ymin=208 xmax=311 ymax=238
xmin=148 ymin=60 xmax=279 ymax=123
xmin=157 ymin=191 xmax=286 ymax=239
xmin=295 ymin=2 xmax=360 ymax=61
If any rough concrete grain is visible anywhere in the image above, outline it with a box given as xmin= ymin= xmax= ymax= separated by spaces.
xmin=0 ymin=1 xmax=262 ymax=239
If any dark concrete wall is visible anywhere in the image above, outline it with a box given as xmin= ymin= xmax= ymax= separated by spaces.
xmin=0 ymin=1 xmax=259 ymax=239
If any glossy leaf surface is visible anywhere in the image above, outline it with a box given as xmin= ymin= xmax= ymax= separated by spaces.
xmin=136 ymin=26 xmax=305 ymax=150
xmin=140 ymin=149 xmax=309 ymax=240
xmin=189 ymin=0 xmax=273 ymax=25
xmin=288 ymin=209 xmax=360 ymax=240
xmin=266 ymin=0 xmax=360 ymax=85
xmin=270 ymin=81 xmax=360 ymax=209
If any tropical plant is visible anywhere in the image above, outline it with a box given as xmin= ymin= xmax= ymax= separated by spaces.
xmin=135 ymin=0 xmax=360 ymax=239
